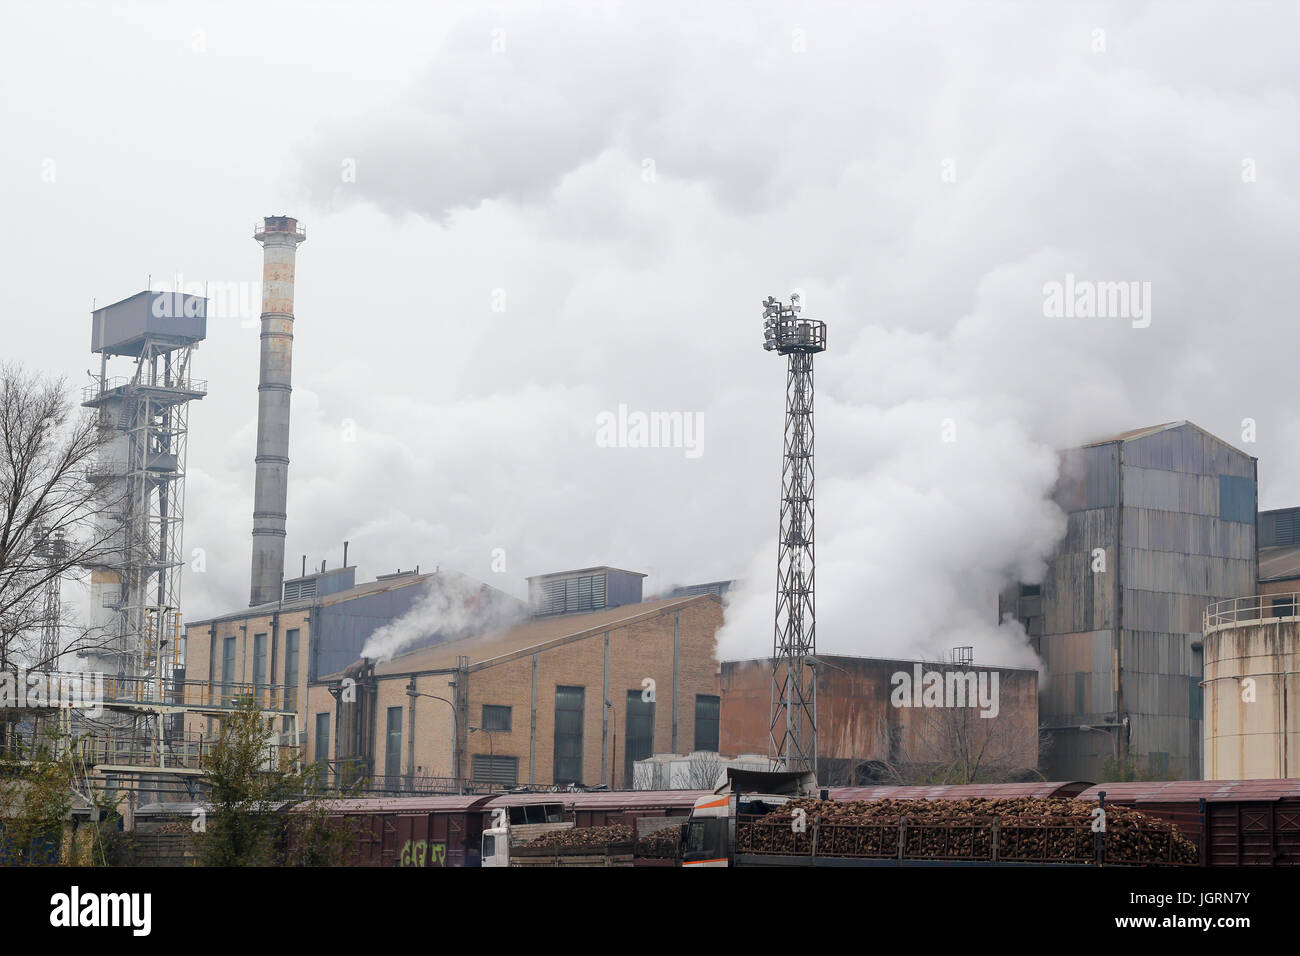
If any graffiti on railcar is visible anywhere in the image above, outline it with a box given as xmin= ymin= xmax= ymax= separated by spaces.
xmin=398 ymin=839 xmax=447 ymax=867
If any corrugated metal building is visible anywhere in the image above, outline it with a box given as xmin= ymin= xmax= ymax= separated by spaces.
xmin=1003 ymin=421 xmax=1258 ymax=781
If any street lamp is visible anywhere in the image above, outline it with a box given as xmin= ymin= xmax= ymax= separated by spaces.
xmin=407 ymin=683 xmax=460 ymax=795
xmin=808 ymin=656 xmax=859 ymax=786
xmin=1080 ymin=717 xmax=1129 ymax=770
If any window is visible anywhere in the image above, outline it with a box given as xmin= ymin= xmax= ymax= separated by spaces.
xmin=385 ymin=706 xmax=403 ymax=782
xmin=221 ymin=637 xmax=236 ymax=704
xmin=314 ymin=713 xmax=331 ymax=790
xmin=625 ymin=690 xmax=655 ymax=787
xmin=253 ymin=633 xmax=267 ymax=699
xmin=1272 ymin=596 xmax=1297 ymax=618
xmin=472 ymin=754 xmax=519 ymax=786
xmin=283 ymin=629 xmax=300 ymax=710
xmin=553 ymin=686 xmax=585 ymax=785
xmin=482 ymin=705 xmax=512 ymax=733
xmin=694 ymin=695 xmax=720 ymax=752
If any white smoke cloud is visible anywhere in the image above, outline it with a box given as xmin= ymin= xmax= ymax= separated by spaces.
xmin=5 ymin=2 xmax=1294 ymax=674
xmin=360 ymin=574 xmax=527 ymax=663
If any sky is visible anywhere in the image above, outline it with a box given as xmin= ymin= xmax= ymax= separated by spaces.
xmin=3 ymin=0 xmax=1297 ymax=668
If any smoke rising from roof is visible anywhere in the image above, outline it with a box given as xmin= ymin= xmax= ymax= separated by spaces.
xmin=360 ymin=575 xmax=526 ymax=663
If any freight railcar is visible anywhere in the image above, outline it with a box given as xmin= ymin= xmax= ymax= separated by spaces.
xmin=1077 ymin=780 xmax=1300 ymax=866
xmin=317 ymin=789 xmax=705 ymax=867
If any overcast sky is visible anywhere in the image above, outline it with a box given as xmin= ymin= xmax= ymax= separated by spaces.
xmin=3 ymin=1 xmax=1296 ymax=667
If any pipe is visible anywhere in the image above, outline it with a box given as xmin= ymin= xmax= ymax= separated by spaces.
xmin=249 ymin=215 xmax=306 ymax=606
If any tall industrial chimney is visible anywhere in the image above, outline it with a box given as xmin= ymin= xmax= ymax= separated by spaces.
xmin=250 ymin=216 xmax=306 ymax=606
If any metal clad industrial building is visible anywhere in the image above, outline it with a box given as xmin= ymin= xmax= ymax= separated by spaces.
xmin=1013 ymin=422 xmax=1258 ymax=781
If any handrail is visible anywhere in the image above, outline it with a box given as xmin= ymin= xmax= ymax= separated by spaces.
xmin=1204 ymin=592 xmax=1300 ymax=632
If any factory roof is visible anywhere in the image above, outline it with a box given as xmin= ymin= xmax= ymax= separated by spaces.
xmin=340 ymin=592 xmax=720 ymax=679
xmin=1260 ymin=545 xmax=1300 ymax=583
xmin=185 ymin=568 xmax=452 ymax=627
xmin=526 ymin=565 xmax=647 ymax=581
xmin=1080 ymin=420 xmax=1253 ymax=458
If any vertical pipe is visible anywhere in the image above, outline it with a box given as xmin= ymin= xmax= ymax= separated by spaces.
xmin=406 ymin=677 xmax=416 ymax=792
xmin=529 ymin=654 xmax=538 ymax=787
xmin=672 ymin=611 xmax=680 ymax=753
xmin=249 ymin=216 xmax=305 ymax=607
xmin=601 ymin=631 xmax=610 ymax=787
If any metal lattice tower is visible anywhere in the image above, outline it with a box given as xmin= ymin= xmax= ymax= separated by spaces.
xmin=82 ymin=291 xmax=207 ymax=680
xmin=762 ymin=293 xmax=826 ymax=775
xmin=32 ymin=525 xmax=68 ymax=671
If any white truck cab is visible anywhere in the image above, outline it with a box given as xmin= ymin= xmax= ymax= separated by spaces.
xmin=480 ymin=802 xmax=570 ymax=867
xmin=680 ymin=769 xmax=819 ymax=867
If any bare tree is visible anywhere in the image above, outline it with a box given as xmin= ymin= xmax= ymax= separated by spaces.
xmin=857 ymin=706 xmax=1039 ymax=786
xmin=680 ymin=752 xmax=726 ymax=790
xmin=0 ymin=364 xmax=115 ymax=671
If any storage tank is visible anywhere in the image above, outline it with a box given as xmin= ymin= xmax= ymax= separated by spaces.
xmin=1203 ymin=595 xmax=1300 ymax=779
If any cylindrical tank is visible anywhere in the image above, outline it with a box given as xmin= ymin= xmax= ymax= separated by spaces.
xmin=250 ymin=216 xmax=306 ymax=606
xmin=1203 ymin=595 xmax=1300 ymax=779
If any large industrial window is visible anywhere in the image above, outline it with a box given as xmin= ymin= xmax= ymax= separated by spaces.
xmin=482 ymin=705 xmax=512 ymax=733
xmin=221 ymin=637 xmax=236 ymax=704
xmin=314 ymin=713 xmax=331 ymax=790
xmin=553 ymin=686 xmax=585 ymax=785
xmin=694 ymin=695 xmax=720 ymax=752
xmin=283 ymin=629 xmax=300 ymax=710
xmin=625 ymin=690 xmax=655 ymax=787
xmin=385 ymin=706 xmax=403 ymax=782
xmin=253 ymin=633 xmax=267 ymax=699
xmin=472 ymin=754 xmax=519 ymax=786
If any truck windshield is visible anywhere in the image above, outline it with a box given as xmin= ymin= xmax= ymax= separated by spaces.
xmin=683 ymin=821 xmax=709 ymax=854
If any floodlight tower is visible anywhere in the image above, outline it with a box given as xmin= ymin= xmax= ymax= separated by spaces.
xmin=761 ymin=293 xmax=826 ymax=776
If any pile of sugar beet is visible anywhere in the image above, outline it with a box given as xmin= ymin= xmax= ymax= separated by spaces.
xmin=737 ymin=797 xmax=1198 ymax=865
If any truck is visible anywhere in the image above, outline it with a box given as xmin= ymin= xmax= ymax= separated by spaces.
xmin=680 ymin=768 xmax=819 ymax=867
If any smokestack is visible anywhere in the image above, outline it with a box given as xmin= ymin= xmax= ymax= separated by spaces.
xmin=249 ymin=215 xmax=306 ymax=606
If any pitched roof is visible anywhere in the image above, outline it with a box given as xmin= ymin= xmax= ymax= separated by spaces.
xmin=358 ymin=593 xmax=719 ymax=679
xmin=1080 ymin=420 xmax=1254 ymax=459
xmin=1260 ymin=545 xmax=1300 ymax=583
xmin=186 ymin=569 xmax=484 ymax=627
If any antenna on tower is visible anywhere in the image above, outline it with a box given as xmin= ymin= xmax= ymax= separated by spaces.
xmin=761 ymin=291 xmax=827 ymax=776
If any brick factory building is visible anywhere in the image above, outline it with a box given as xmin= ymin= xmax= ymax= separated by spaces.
xmin=182 ymin=564 xmax=522 ymax=745
xmin=718 ymin=655 xmax=1040 ymax=786
xmin=306 ymin=587 xmax=724 ymax=792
